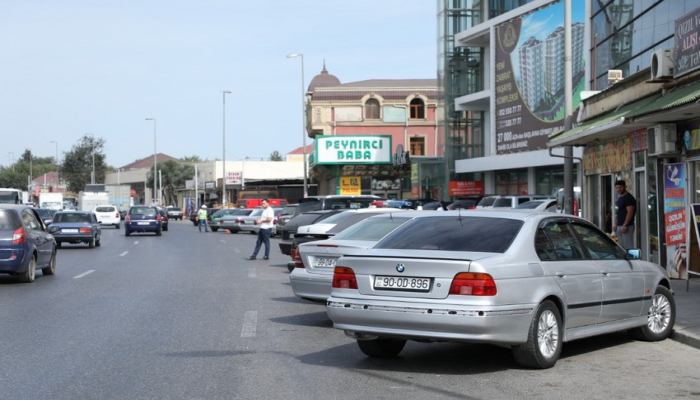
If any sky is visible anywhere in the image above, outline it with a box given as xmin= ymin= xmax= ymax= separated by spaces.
xmin=0 ymin=1 xmax=437 ymax=169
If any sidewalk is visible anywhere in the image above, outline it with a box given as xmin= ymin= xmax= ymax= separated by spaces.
xmin=670 ymin=278 xmax=700 ymax=349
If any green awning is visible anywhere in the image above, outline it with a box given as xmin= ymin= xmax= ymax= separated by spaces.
xmin=630 ymin=80 xmax=700 ymax=118
xmin=548 ymin=94 xmax=661 ymax=146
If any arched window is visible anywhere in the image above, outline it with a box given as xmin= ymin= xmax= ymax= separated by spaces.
xmin=364 ymin=98 xmax=380 ymax=120
xmin=410 ymin=98 xmax=425 ymax=119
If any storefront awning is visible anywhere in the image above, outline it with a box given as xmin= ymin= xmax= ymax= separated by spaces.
xmin=629 ymin=80 xmax=700 ymax=119
xmin=548 ymin=94 xmax=661 ymax=148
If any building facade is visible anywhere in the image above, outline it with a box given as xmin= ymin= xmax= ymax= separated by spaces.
xmin=305 ymin=65 xmax=441 ymax=199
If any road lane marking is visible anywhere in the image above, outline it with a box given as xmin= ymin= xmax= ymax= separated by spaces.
xmin=248 ymin=268 xmax=257 ymax=278
xmin=220 ymin=240 xmax=226 ymax=243
xmin=73 ymin=270 xmax=95 ymax=279
xmin=241 ymin=311 xmax=257 ymax=337
xmin=120 ymin=251 xmax=128 ymax=256
xmin=134 ymin=241 xmax=139 ymax=245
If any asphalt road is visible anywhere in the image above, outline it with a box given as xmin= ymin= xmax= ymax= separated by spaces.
xmin=1 ymin=220 xmax=699 ymax=400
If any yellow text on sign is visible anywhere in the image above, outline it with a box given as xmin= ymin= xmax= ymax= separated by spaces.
xmin=340 ymin=176 xmax=361 ymax=195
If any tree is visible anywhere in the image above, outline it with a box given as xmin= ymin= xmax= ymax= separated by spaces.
xmin=146 ymin=159 xmax=195 ymax=206
xmin=62 ymin=134 xmax=108 ymax=193
xmin=182 ymin=155 xmax=202 ymax=163
xmin=269 ymin=151 xmax=283 ymax=161
xmin=0 ymin=149 xmax=58 ymax=190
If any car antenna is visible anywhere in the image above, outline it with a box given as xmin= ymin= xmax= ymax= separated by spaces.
xmin=457 ymin=208 xmax=464 ymax=226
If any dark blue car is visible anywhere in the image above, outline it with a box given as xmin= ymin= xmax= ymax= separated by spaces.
xmin=0 ymin=204 xmax=57 ymax=283
xmin=124 ymin=206 xmax=162 ymax=236
xmin=49 ymin=211 xmax=102 ymax=248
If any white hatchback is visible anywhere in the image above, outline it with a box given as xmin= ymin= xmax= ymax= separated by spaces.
xmin=93 ymin=205 xmax=121 ymax=229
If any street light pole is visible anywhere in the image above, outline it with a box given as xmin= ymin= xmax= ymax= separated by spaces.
xmin=8 ymin=152 xmax=13 ymax=172
xmin=146 ymin=118 xmax=157 ymax=204
xmin=50 ymin=140 xmax=58 ymax=185
xmin=222 ymin=90 xmax=231 ymax=207
xmin=286 ymin=52 xmax=308 ymax=198
xmin=87 ymin=134 xmax=95 ymax=184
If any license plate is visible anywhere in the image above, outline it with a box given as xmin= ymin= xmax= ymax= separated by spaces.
xmin=138 ymin=222 xmax=150 ymax=225
xmin=62 ymin=229 xmax=78 ymax=233
xmin=313 ymin=257 xmax=337 ymax=268
xmin=374 ymin=276 xmax=431 ymax=291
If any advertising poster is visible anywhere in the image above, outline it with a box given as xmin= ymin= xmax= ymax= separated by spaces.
xmin=340 ymin=176 xmax=361 ymax=195
xmin=494 ymin=2 xmax=585 ymax=154
xmin=449 ymin=181 xmax=484 ymax=196
xmin=674 ymin=5 xmax=700 ymax=78
xmin=663 ymin=163 xmax=687 ymax=278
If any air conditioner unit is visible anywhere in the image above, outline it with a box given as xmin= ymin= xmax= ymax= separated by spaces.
xmin=651 ymin=48 xmax=674 ymax=80
xmin=608 ymin=70 xmax=623 ymax=84
xmin=647 ymin=124 xmax=677 ymax=156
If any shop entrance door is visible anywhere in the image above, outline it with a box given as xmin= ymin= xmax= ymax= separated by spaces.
xmin=635 ymin=171 xmax=648 ymax=258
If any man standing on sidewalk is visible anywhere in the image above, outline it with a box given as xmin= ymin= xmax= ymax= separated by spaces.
xmin=247 ymin=199 xmax=275 ymax=260
xmin=613 ymin=180 xmax=636 ymax=249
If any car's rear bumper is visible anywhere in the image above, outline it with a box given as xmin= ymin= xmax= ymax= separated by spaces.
xmin=0 ymin=248 xmax=29 ymax=273
xmin=125 ymin=222 xmax=161 ymax=232
xmin=326 ymin=296 xmax=535 ymax=345
xmin=279 ymin=240 xmax=292 ymax=255
xmin=289 ymin=268 xmax=332 ymax=300
xmin=54 ymin=234 xmax=94 ymax=243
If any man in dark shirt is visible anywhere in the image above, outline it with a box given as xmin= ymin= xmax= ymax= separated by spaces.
xmin=613 ymin=180 xmax=636 ymax=249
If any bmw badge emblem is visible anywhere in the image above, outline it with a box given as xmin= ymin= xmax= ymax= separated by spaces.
xmin=396 ymin=264 xmax=405 ymax=273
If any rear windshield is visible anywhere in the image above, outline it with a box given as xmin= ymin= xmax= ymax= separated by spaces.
xmin=53 ymin=213 xmax=92 ymax=223
xmin=129 ymin=207 xmax=157 ymax=216
xmin=375 ymin=216 xmax=523 ymax=253
xmin=332 ymin=215 xmax=413 ymax=241
xmin=95 ymin=206 xmax=115 ymax=212
xmin=516 ymin=201 xmax=543 ymax=209
xmin=315 ymin=211 xmax=356 ymax=225
xmin=452 ymin=199 xmax=477 ymax=209
xmin=493 ymin=198 xmax=513 ymax=208
xmin=0 ymin=210 xmax=20 ymax=230
xmin=281 ymin=205 xmax=298 ymax=215
xmin=478 ymin=197 xmax=497 ymax=207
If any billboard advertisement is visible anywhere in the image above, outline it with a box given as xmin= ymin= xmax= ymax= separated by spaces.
xmin=663 ymin=163 xmax=687 ymax=279
xmin=494 ymin=2 xmax=585 ymax=154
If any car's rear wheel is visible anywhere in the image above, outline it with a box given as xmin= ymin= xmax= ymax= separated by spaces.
xmin=356 ymin=338 xmax=406 ymax=358
xmin=163 ymin=225 xmax=168 ymax=231
xmin=88 ymin=238 xmax=95 ymax=248
xmin=211 ymin=227 xmax=219 ymax=232
xmin=42 ymin=252 xmax=56 ymax=276
xmin=628 ymin=286 xmax=676 ymax=341
xmin=125 ymin=229 xmax=131 ymax=237
xmin=115 ymin=223 xmax=120 ymax=229
xmin=512 ymin=300 xmax=562 ymax=369
xmin=95 ymin=235 xmax=101 ymax=247
xmin=56 ymin=242 xmax=62 ymax=248
xmin=17 ymin=256 xmax=36 ymax=283
xmin=156 ymin=228 xmax=162 ymax=236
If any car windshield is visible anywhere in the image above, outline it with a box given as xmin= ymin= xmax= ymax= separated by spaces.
xmin=375 ymin=216 xmax=523 ymax=253
xmin=281 ymin=205 xmax=298 ymax=215
xmin=493 ymin=198 xmax=512 ymax=207
xmin=515 ymin=201 xmax=543 ymax=209
xmin=333 ymin=215 xmax=414 ymax=241
xmin=478 ymin=197 xmax=497 ymax=207
xmin=36 ymin=209 xmax=54 ymax=218
xmin=314 ymin=210 xmax=357 ymax=225
xmin=53 ymin=213 xmax=91 ymax=223
xmin=95 ymin=206 xmax=115 ymax=212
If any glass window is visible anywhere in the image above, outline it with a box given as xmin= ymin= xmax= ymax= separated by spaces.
xmin=410 ymin=137 xmax=425 ymax=156
xmin=540 ymin=220 xmax=586 ymax=260
xmin=21 ymin=210 xmax=42 ymax=231
xmin=572 ymin=223 xmax=623 ymax=260
xmin=0 ymin=210 xmax=19 ymax=231
xmin=364 ymin=99 xmax=380 ymax=120
xmin=333 ymin=215 xmax=413 ymax=241
xmin=410 ymin=98 xmax=425 ymax=119
xmin=375 ymin=216 xmax=523 ymax=253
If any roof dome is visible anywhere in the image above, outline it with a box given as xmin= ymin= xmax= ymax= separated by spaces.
xmin=308 ymin=61 xmax=340 ymax=92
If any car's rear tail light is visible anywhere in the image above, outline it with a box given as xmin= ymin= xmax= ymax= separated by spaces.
xmin=449 ymin=273 xmax=497 ymax=296
xmin=156 ymin=214 xmax=162 ymax=222
xmin=79 ymin=228 xmax=91 ymax=233
xmin=13 ymin=227 xmax=26 ymax=244
xmin=332 ymin=267 xmax=358 ymax=289
xmin=292 ymin=248 xmax=304 ymax=269
xmin=115 ymin=212 xmax=120 ymax=218
xmin=126 ymin=215 xmax=131 ymax=222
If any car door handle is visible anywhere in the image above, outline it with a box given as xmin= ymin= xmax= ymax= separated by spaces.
xmin=600 ymin=271 xmax=610 ymax=276
xmin=555 ymin=272 xmax=565 ymax=278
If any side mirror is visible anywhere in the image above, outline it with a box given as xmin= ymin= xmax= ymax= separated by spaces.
xmin=626 ymin=248 xmax=641 ymax=260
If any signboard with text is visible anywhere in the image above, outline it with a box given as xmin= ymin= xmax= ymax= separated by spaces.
xmin=494 ymin=2 xmax=584 ymax=154
xmin=674 ymin=5 xmax=700 ymax=78
xmin=664 ymin=163 xmax=686 ymax=280
xmin=315 ymin=135 xmax=392 ymax=164
xmin=449 ymin=181 xmax=484 ymax=196
xmin=340 ymin=176 xmax=361 ymax=195
xmin=225 ymin=171 xmax=242 ymax=185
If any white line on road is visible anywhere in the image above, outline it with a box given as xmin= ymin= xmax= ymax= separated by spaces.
xmin=248 ymin=268 xmax=257 ymax=278
xmin=220 ymin=240 xmax=226 ymax=243
xmin=134 ymin=241 xmax=138 ymax=245
xmin=119 ymin=251 xmax=128 ymax=256
xmin=241 ymin=311 xmax=258 ymax=337
xmin=73 ymin=270 xmax=95 ymax=279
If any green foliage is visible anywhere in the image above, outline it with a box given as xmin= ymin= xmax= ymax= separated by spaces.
xmin=0 ymin=150 xmax=58 ymax=190
xmin=182 ymin=155 xmax=202 ymax=162
xmin=62 ymin=134 xmax=108 ymax=193
xmin=147 ymin=159 xmax=194 ymax=206
xmin=269 ymin=150 xmax=283 ymax=161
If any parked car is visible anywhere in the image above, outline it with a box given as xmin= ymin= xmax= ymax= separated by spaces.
xmin=289 ymin=211 xmax=420 ymax=300
xmin=217 ymin=209 xmax=256 ymax=233
xmin=49 ymin=211 xmax=102 ymax=248
xmin=0 ymin=204 xmax=57 ymax=282
xmin=124 ymin=205 xmax=162 ymax=236
xmin=277 ymin=210 xmax=345 ymax=255
xmin=326 ymin=210 xmax=676 ymax=369
xmin=166 ymin=207 xmax=184 ymax=220
xmin=446 ymin=194 xmax=494 ymax=210
xmin=238 ymin=207 xmax=284 ymax=236
xmin=386 ymin=198 xmax=438 ymax=209
xmin=476 ymin=195 xmax=550 ymax=209
xmin=514 ymin=199 xmax=558 ymax=212
xmin=189 ymin=207 xmax=220 ymax=226
xmin=157 ymin=207 xmax=169 ymax=231
xmin=297 ymin=195 xmax=382 ymax=211
xmin=93 ymin=205 xmax=121 ymax=229
xmin=209 ymin=208 xmax=245 ymax=232
xmin=236 ymin=198 xmax=288 ymax=209
xmin=35 ymin=208 xmax=58 ymax=225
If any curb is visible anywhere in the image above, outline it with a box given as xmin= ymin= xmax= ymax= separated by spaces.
xmin=670 ymin=324 xmax=700 ymax=350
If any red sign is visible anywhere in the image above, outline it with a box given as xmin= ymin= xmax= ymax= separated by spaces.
xmin=449 ymin=181 xmax=484 ymax=196
xmin=665 ymin=209 xmax=686 ymax=245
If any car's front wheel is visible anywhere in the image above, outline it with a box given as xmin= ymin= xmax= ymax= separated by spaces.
xmin=357 ymin=338 xmax=406 ymax=358
xmin=512 ymin=300 xmax=562 ymax=369
xmin=17 ymin=256 xmax=36 ymax=283
xmin=628 ymin=286 xmax=676 ymax=341
xmin=42 ymin=252 xmax=57 ymax=276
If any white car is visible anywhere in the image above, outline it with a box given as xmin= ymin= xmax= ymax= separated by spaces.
xmin=93 ymin=205 xmax=121 ymax=229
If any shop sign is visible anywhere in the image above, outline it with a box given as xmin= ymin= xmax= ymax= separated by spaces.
xmin=674 ymin=5 xmax=700 ymax=78
xmin=340 ymin=176 xmax=361 ymax=195
xmin=393 ymin=144 xmax=411 ymax=166
xmin=315 ymin=135 xmax=392 ymax=164
xmin=225 ymin=171 xmax=242 ymax=185
xmin=681 ymin=119 xmax=700 ymax=158
xmin=628 ymin=129 xmax=648 ymax=152
xmin=583 ymin=137 xmax=631 ymax=175
xmin=663 ymin=163 xmax=686 ymax=245
xmin=449 ymin=181 xmax=484 ymax=196
xmin=205 ymin=181 xmax=216 ymax=191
